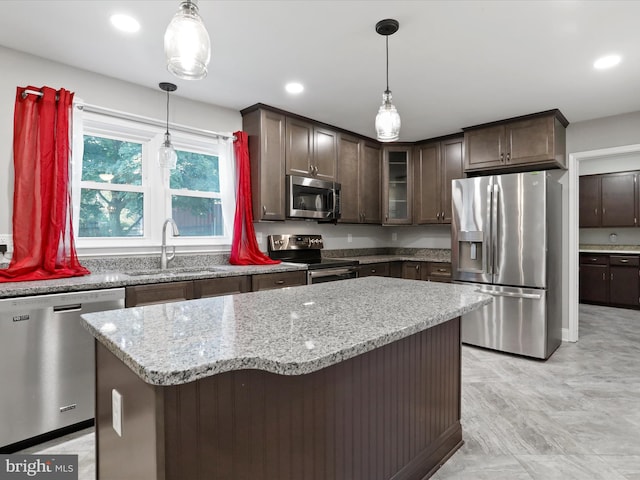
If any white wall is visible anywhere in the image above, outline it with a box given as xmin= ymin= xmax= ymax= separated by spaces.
xmin=0 ymin=46 xmax=241 ymax=239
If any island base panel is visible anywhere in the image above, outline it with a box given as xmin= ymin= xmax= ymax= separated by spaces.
xmin=96 ymin=317 xmax=461 ymax=480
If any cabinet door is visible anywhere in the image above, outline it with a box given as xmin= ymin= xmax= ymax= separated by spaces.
xmin=361 ymin=142 xmax=382 ymax=224
xmin=414 ymin=142 xmax=440 ymax=224
xmin=579 ymin=264 xmax=609 ymax=304
xmin=252 ymin=271 xmax=307 ymax=291
xmin=601 ymin=172 xmax=637 ymax=227
xmin=506 ymin=116 xmax=555 ymax=165
xmin=125 ymin=281 xmax=194 ymax=307
xmin=464 ymin=125 xmax=505 ymax=171
xmin=285 ymin=117 xmax=313 ymax=177
xmin=440 ymin=137 xmax=464 ymax=224
xmin=358 ymin=262 xmax=390 ymax=277
xmin=383 ymin=148 xmax=412 ymax=224
xmin=337 ymin=134 xmax=360 ymax=223
xmin=193 ymin=276 xmax=251 ymax=299
xmin=609 ymin=266 xmax=639 ymax=307
xmin=244 ymin=109 xmax=286 ymax=221
xmin=426 ymin=262 xmax=452 ymax=283
xmin=401 ymin=262 xmax=425 ymax=280
xmin=579 ymin=175 xmax=601 ymax=227
xmin=314 ymin=127 xmax=337 ymax=181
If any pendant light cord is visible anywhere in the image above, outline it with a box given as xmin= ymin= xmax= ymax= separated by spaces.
xmin=165 ymin=90 xmax=170 ymax=136
xmin=385 ymin=35 xmax=390 ymax=93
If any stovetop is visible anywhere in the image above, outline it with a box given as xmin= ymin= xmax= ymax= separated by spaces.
xmin=267 ymin=234 xmax=358 ymax=270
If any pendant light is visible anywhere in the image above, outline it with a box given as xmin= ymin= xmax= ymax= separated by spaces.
xmin=164 ymin=0 xmax=211 ymax=80
xmin=374 ymin=19 xmax=401 ymax=142
xmin=158 ymin=82 xmax=178 ymax=169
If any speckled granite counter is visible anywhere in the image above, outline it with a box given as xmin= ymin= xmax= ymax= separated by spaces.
xmin=0 ymin=262 xmax=306 ymax=298
xmin=81 ymin=277 xmax=491 ymax=386
xmin=345 ymin=253 xmax=450 ymax=264
xmin=579 ymin=244 xmax=640 ymax=254
xmin=325 ymin=248 xmax=451 ymax=264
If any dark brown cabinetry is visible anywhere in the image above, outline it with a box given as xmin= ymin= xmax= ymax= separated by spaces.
xmin=463 ymin=110 xmax=568 ymax=173
xmin=400 ymin=261 xmax=452 ymax=282
xmin=242 ymin=108 xmax=286 ymax=221
xmin=382 ymin=147 xmax=412 ymax=224
xmin=609 ymin=256 xmax=640 ymax=308
xmin=337 ymin=134 xmax=381 ymax=224
xmin=286 ymin=118 xmax=337 ymax=181
xmin=193 ymin=276 xmax=251 ymax=299
xmin=579 ymin=172 xmax=638 ymax=227
xmin=426 ymin=263 xmax=452 ymax=283
xmin=251 ymin=271 xmax=307 ymax=291
xmin=402 ymin=261 xmax=425 ymax=280
xmin=358 ymin=262 xmax=390 ymax=277
xmin=579 ymin=253 xmax=640 ymax=309
xmin=414 ymin=136 xmax=464 ymax=224
xmin=125 ymin=281 xmax=194 ymax=307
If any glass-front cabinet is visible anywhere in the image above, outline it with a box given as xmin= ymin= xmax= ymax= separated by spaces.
xmin=382 ymin=146 xmax=412 ymax=224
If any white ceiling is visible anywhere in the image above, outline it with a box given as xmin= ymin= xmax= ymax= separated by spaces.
xmin=1 ymin=1 xmax=639 ymax=141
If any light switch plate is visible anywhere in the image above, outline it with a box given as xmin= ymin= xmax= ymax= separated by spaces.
xmin=112 ymin=389 xmax=122 ymax=437
xmin=347 ymin=234 xmax=352 ymax=243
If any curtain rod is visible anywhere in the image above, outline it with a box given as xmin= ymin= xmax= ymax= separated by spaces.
xmin=20 ymin=89 xmax=236 ymax=141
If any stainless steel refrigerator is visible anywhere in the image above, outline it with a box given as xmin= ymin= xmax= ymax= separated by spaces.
xmin=451 ymin=171 xmax=562 ymax=359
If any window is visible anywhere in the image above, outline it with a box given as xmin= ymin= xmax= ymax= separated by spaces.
xmin=74 ymin=110 xmax=234 ymax=252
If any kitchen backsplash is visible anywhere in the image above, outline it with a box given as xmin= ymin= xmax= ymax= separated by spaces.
xmin=579 ymin=227 xmax=640 ymax=246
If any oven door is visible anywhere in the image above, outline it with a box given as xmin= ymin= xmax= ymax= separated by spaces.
xmin=287 ymin=175 xmax=340 ymax=220
xmin=308 ymin=267 xmax=357 ymax=284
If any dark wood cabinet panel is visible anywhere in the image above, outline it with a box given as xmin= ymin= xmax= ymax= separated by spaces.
xmin=441 ymin=138 xmax=464 ymax=223
xmin=337 ymin=134 xmax=360 ymax=223
xmin=358 ymin=262 xmax=390 ymax=278
xmin=389 ymin=262 xmax=403 ymax=278
xmin=579 ymin=175 xmax=601 ymax=227
xmin=251 ymin=271 xmax=307 ymax=291
xmin=193 ymin=276 xmax=251 ymax=299
xmin=401 ymin=261 xmax=427 ymax=280
xmin=610 ymin=265 xmax=640 ymax=308
xmin=314 ymin=127 xmax=338 ymax=181
xmin=360 ymin=142 xmax=382 ymax=223
xmin=426 ymin=262 xmax=452 ymax=283
xmin=286 ymin=117 xmax=314 ymax=177
xmin=414 ymin=142 xmax=440 ymax=224
xmin=243 ymin=108 xmax=286 ymax=221
xmin=601 ymin=172 xmax=637 ymax=227
xmin=579 ymin=264 xmax=609 ymax=305
xmin=464 ymin=110 xmax=567 ymax=173
xmin=125 ymin=281 xmax=194 ymax=307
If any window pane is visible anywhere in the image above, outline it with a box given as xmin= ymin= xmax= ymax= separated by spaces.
xmin=79 ymin=189 xmax=143 ymax=237
xmin=171 ymin=196 xmax=223 ymax=236
xmin=170 ymin=151 xmax=219 ymax=193
xmin=82 ymin=135 xmax=142 ymax=185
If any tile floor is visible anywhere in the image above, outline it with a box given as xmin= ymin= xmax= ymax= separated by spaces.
xmin=21 ymin=304 xmax=640 ymax=479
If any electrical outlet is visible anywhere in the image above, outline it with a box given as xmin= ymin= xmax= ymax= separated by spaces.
xmin=347 ymin=234 xmax=352 ymax=243
xmin=392 ymin=232 xmax=398 ymax=241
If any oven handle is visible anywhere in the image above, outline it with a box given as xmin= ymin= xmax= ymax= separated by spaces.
xmin=308 ymin=268 xmax=356 ymax=278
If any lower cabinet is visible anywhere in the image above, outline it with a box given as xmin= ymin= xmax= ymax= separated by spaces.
xmin=401 ymin=261 xmax=452 ymax=282
xmin=358 ymin=262 xmax=390 ymax=278
xmin=193 ymin=276 xmax=251 ymax=299
xmin=579 ymin=253 xmax=640 ymax=309
xmin=251 ymin=271 xmax=307 ymax=291
xmin=402 ymin=262 xmax=425 ymax=280
xmin=125 ymin=281 xmax=194 ymax=308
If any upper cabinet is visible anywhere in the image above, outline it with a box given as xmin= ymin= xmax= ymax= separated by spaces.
xmin=286 ymin=118 xmax=337 ymax=181
xmin=382 ymin=146 xmax=412 ymax=225
xmin=463 ymin=110 xmax=568 ymax=173
xmin=337 ymin=134 xmax=381 ymax=224
xmin=579 ymin=172 xmax=638 ymax=228
xmin=242 ymin=107 xmax=286 ymax=221
xmin=414 ymin=136 xmax=463 ymax=224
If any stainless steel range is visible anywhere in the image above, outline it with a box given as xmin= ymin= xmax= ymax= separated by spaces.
xmin=267 ymin=234 xmax=358 ymax=284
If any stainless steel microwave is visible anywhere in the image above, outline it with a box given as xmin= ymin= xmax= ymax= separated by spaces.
xmin=286 ymin=175 xmax=341 ymax=220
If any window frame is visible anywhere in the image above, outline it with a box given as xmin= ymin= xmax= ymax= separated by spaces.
xmin=74 ymin=110 xmax=234 ymax=254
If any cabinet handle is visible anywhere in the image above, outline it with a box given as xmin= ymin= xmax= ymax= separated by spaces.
xmin=611 ymin=273 xmax=613 ymax=281
xmin=386 ymin=215 xmax=389 ymax=222
xmin=275 ymin=280 xmax=285 ymax=285
xmin=620 ymin=259 xmax=629 ymax=263
xmin=437 ymin=268 xmax=447 ymax=272
xmin=602 ymin=207 xmax=606 ymax=215
xmin=603 ymin=273 xmax=606 ymax=281
xmin=371 ymin=269 xmax=376 ymax=273
xmin=595 ymin=208 xmax=598 ymax=216
xmin=591 ymin=258 xmax=598 ymax=262
xmin=441 ymin=211 xmax=445 ymax=220
xmin=415 ymin=265 xmax=420 ymax=271
xmin=500 ymin=153 xmax=504 ymax=163
xmin=263 ymin=205 xmax=267 ymax=215
xmin=506 ymin=152 xmax=511 ymax=162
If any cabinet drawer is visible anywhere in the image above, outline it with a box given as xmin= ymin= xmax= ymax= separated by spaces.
xmin=358 ymin=262 xmax=390 ymax=277
xmin=252 ymin=271 xmax=307 ymax=291
xmin=125 ymin=281 xmax=194 ymax=307
xmin=610 ymin=256 xmax=639 ymax=267
xmin=193 ymin=276 xmax=251 ymax=298
xmin=579 ymin=254 xmax=609 ymax=265
xmin=427 ymin=262 xmax=452 ymax=279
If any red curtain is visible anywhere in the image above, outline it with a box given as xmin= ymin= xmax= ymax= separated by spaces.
xmin=229 ymin=131 xmax=279 ymax=265
xmin=0 ymin=86 xmax=89 ymax=282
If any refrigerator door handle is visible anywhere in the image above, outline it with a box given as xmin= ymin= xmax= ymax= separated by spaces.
xmin=489 ymin=184 xmax=500 ymax=278
xmin=476 ymin=289 xmax=542 ymax=300
xmin=487 ymin=184 xmax=494 ymax=275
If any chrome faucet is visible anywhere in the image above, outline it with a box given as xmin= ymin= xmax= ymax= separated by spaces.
xmin=161 ymin=218 xmax=180 ymax=270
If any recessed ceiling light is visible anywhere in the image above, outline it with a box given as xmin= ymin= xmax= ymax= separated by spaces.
xmin=110 ymin=14 xmax=140 ymax=33
xmin=593 ymin=54 xmax=621 ymax=70
xmin=285 ymin=82 xmax=304 ymax=94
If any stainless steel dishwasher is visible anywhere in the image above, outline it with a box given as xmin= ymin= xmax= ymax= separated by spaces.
xmin=0 ymin=288 xmax=125 ymax=449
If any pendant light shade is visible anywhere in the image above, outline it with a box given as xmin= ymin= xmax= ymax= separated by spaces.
xmin=158 ymin=82 xmax=178 ymax=169
xmin=164 ymin=0 xmax=211 ymax=80
xmin=374 ymin=19 xmax=401 ymax=142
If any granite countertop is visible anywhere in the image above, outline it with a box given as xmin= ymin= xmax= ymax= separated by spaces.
xmin=81 ymin=277 xmax=491 ymax=386
xmin=0 ymin=262 xmax=307 ymax=299
xmin=579 ymin=244 xmax=640 ymax=254
xmin=347 ymin=253 xmax=451 ymax=264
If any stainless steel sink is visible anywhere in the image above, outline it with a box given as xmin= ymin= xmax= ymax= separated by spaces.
xmin=124 ymin=267 xmax=223 ymax=277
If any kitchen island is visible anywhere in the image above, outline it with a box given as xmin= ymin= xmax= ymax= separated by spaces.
xmin=81 ymin=277 xmax=491 ymax=480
